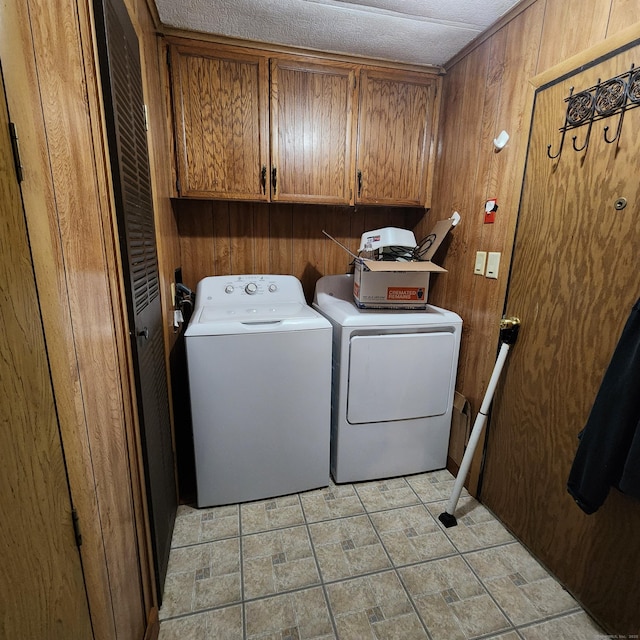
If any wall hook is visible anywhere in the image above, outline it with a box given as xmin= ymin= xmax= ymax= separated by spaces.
xmin=547 ymin=66 xmax=640 ymax=160
xmin=547 ymin=87 xmax=575 ymax=160
xmin=603 ymin=109 xmax=625 ymax=144
xmin=571 ymin=117 xmax=593 ymax=152
xmin=547 ymin=129 xmax=566 ymax=160
xmin=598 ymin=75 xmax=628 ymax=144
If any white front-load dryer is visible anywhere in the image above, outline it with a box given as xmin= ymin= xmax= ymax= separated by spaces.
xmin=313 ymin=274 xmax=462 ymax=483
xmin=185 ymin=275 xmax=332 ymax=507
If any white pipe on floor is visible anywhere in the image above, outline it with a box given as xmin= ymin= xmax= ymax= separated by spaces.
xmin=442 ymin=341 xmax=512 ymax=520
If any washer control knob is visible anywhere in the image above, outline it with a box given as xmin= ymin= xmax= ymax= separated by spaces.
xmin=245 ymin=282 xmax=258 ymax=295
xmin=224 ymin=285 xmax=234 ymax=294
xmin=268 ymin=283 xmax=278 ymax=292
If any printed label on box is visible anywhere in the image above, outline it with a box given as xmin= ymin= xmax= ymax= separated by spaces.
xmin=387 ymin=287 xmax=426 ymax=301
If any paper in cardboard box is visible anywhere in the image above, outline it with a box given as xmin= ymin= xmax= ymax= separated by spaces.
xmin=349 ymin=215 xmax=458 ymax=309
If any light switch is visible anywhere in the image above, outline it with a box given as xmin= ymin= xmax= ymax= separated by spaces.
xmin=474 ymin=251 xmax=487 ymax=275
xmin=486 ymin=252 xmax=501 ymax=279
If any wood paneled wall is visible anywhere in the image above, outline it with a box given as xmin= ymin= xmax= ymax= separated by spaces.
xmin=175 ymin=199 xmax=422 ymax=302
xmin=418 ymin=0 xmax=640 ymax=492
xmin=418 ymin=1 xmax=546 ymax=491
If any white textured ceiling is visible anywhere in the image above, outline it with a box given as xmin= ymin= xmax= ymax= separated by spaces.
xmin=154 ymin=0 xmax=525 ymax=68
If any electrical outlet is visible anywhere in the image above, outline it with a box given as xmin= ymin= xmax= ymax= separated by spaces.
xmin=474 ymin=251 xmax=487 ymax=275
xmin=486 ymin=252 xmax=501 ymax=279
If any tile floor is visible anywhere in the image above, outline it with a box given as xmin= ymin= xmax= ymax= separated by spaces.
xmin=158 ymin=470 xmax=606 ymax=640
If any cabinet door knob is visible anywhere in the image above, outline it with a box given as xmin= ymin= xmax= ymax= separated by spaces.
xmin=271 ymin=166 xmax=277 ymax=194
xmin=137 ymin=327 xmax=149 ymax=340
xmin=357 ymin=170 xmax=363 ymax=198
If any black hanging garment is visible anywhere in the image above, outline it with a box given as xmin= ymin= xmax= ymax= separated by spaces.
xmin=567 ymin=298 xmax=640 ymax=514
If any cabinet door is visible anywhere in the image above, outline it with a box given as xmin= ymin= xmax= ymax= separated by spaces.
xmin=170 ymin=42 xmax=269 ymax=200
xmin=356 ymin=69 xmax=439 ymax=207
xmin=271 ymin=57 xmax=357 ymax=204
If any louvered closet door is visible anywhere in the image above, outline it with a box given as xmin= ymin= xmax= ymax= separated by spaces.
xmin=94 ymin=0 xmax=177 ymax=601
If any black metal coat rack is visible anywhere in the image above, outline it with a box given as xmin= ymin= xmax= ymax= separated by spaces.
xmin=547 ymin=64 xmax=640 ymax=160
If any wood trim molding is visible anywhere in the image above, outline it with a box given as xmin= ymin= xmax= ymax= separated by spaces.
xmin=142 ymin=0 xmax=161 ymax=30
xmin=530 ymin=22 xmax=640 ymax=89
xmin=80 ymin=0 xmax=159 ymax=617
xmin=143 ymin=607 xmax=160 ymax=640
xmin=162 ymin=29 xmax=445 ymax=75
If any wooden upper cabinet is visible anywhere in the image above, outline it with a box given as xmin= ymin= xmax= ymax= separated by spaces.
xmin=167 ymin=39 xmax=441 ymax=207
xmin=356 ymin=68 xmax=440 ymax=207
xmin=270 ymin=57 xmax=357 ymax=204
xmin=169 ymin=41 xmax=270 ymax=200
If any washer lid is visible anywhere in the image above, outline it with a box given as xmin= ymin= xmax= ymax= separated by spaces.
xmin=185 ymin=302 xmax=330 ymax=336
xmin=186 ymin=273 xmax=331 ymax=335
xmin=200 ymin=302 xmax=306 ymax=323
xmin=313 ymin=274 xmax=462 ymax=327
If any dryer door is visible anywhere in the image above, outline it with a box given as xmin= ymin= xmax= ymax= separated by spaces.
xmin=347 ymin=332 xmax=455 ymax=424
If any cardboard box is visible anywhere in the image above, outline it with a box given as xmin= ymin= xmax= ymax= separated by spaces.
xmin=353 ymin=216 xmax=455 ymax=309
xmin=353 ymin=259 xmax=445 ymax=309
xmin=447 ymin=391 xmax=472 ymax=474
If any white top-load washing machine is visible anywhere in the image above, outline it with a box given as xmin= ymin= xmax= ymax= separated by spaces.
xmin=313 ymin=274 xmax=462 ymax=483
xmin=185 ymin=275 xmax=332 ymax=507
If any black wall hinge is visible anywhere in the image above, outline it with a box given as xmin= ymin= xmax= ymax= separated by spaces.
xmin=9 ymin=122 xmax=23 ymax=183
xmin=72 ymin=508 xmax=83 ymax=547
